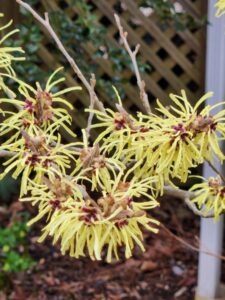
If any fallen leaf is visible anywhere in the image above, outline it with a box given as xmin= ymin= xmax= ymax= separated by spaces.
xmin=141 ymin=261 xmax=158 ymax=272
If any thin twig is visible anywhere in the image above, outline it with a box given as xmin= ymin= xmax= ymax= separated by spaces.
xmin=161 ymin=223 xmax=225 ymax=261
xmin=114 ymin=14 xmax=151 ymax=115
xmin=16 ymin=0 xmax=105 ymax=114
xmin=0 ymin=150 xmax=15 ymax=157
xmin=86 ymin=73 xmax=97 ymax=143
xmin=206 ymin=158 xmax=225 ymax=183
xmin=163 ymin=185 xmax=215 ymax=218
xmin=50 ymin=140 xmax=82 ymax=153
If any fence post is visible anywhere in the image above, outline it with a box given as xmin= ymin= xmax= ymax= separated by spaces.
xmin=196 ymin=1 xmax=225 ymax=299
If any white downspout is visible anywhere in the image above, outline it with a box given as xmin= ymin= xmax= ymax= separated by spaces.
xmin=196 ymin=1 xmax=225 ymax=299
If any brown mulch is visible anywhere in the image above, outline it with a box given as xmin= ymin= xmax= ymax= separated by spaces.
xmin=1 ymin=197 xmax=200 ymax=300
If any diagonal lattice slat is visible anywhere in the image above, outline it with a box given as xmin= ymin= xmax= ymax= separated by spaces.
xmin=0 ymin=0 xmax=207 ymax=140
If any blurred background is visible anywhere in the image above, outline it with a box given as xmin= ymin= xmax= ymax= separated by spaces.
xmin=0 ymin=1 xmax=213 ymax=299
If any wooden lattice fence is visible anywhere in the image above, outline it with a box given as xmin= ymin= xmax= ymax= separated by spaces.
xmin=1 ymin=0 xmax=207 ymax=139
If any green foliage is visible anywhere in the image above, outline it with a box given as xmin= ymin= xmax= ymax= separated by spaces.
xmin=140 ymin=0 xmax=207 ymax=31
xmin=48 ymin=1 xmax=151 ymax=97
xmin=0 ymin=215 xmax=35 ymax=274
xmin=5 ymin=0 xmax=205 ymax=96
xmin=11 ymin=23 xmax=44 ymax=83
xmin=5 ymin=0 xmax=152 ymax=98
xmin=0 ymin=174 xmax=19 ymax=203
xmin=49 ymin=10 xmax=100 ymax=76
xmin=5 ymin=0 xmax=46 ymax=85
xmin=2 ymin=250 xmax=34 ymax=273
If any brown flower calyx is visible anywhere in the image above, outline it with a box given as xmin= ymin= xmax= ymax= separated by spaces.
xmin=97 ymin=194 xmax=133 ymax=217
xmin=208 ymin=176 xmax=221 ymax=189
xmin=80 ymin=205 xmax=99 ymax=225
xmin=208 ymin=176 xmax=222 ymax=195
xmin=117 ymin=181 xmax=130 ymax=192
xmin=119 ymin=197 xmax=133 ymax=209
xmin=80 ymin=144 xmax=105 ymax=171
xmin=22 ymin=130 xmax=47 ymax=153
xmin=114 ymin=210 xmax=145 ymax=228
xmin=35 ymin=90 xmax=54 ymax=124
xmin=22 ymin=131 xmax=51 ymax=166
xmin=44 ymin=177 xmax=73 ymax=201
xmin=190 ymin=115 xmax=217 ymax=133
xmin=115 ymin=209 xmax=145 ymax=220
xmin=97 ymin=194 xmax=115 ymax=217
xmin=24 ymin=90 xmax=54 ymax=125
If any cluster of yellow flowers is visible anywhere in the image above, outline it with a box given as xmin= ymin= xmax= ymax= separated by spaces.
xmin=0 ymin=14 xmax=25 ymax=76
xmin=0 ymin=14 xmax=160 ymax=262
xmin=91 ymin=90 xmax=225 ymax=187
xmin=25 ymin=171 xmax=159 ymax=262
xmin=0 ymin=6 xmax=225 ymax=262
xmin=215 ymin=0 xmax=225 ymax=17
xmin=190 ymin=176 xmax=225 ymax=219
xmin=0 ymin=14 xmax=25 ymax=98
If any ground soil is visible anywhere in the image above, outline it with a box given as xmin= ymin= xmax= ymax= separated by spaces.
xmin=0 ymin=197 xmax=202 ymax=300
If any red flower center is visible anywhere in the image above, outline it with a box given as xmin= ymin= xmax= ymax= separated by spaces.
xmin=49 ymin=199 xmax=61 ymax=210
xmin=25 ymin=154 xmax=40 ymax=166
xmin=81 ymin=206 xmax=98 ymax=224
xmin=115 ymin=219 xmax=128 ymax=228
xmin=24 ymin=99 xmax=34 ymax=113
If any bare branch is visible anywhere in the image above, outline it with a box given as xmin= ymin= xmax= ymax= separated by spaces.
xmin=161 ymin=223 xmax=225 ymax=261
xmin=16 ymin=0 xmax=105 ymax=113
xmin=114 ymin=14 xmax=151 ymax=115
xmin=206 ymin=158 xmax=225 ymax=183
xmin=163 ymin=185 xmax=215 ymax=218
xmin=86 ymin=73 xmax=97 ymax=143
xmin=0 ymin=150 xmax=16 ymax=157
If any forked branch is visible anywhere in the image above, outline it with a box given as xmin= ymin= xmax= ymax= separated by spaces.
xmin=14 ymin=1 xmax=217 ymax=219
xmin=163 ymin=186 xmax=214 ymax=218
xmin=16 ymin=0 xmax=105 ymax=114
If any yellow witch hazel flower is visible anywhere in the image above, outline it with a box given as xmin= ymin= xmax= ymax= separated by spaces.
xmin=37 ymin=170 xmax=159 ymax=262
xmin=159 ymin=90 xmax=225 ymax=161
xmin=190 ymin=176 xmax=225 ymax=219
xmin=71 ymin=130 xmax=125 ymax=191
xmin=89 ymin=89 xmax=225 ymax=186
xmin=88 ymin=107 xmax=137 ymax=159
xmin=4 ymin=1 xmax=225 ymax=264
xmin=20 ymin=174 xmax=86 ymax=226
xmin=0 ymin=129 xmax=79 ymax=196
xmin=0 ymin=67 xmax=81 ymax=139
xmin=132 ymin=90 xmax=225 ymax=183
xmin=88 ymin=106 xmax=156 ymax=161
xmin=215 ymin=0 xmax=225 ymax=17
xmin=0 ymin=14 xmax=25 ymax=76
xmin=38 ymin=205 xmax=159 ymax=262
xmin=87 ymin=88 xmax=152 ymax=159
xmin=131 ymin=121 xmax=201 ymax=183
